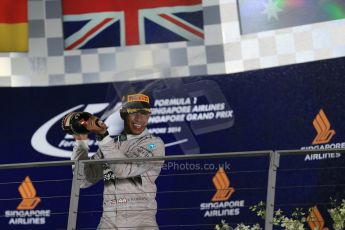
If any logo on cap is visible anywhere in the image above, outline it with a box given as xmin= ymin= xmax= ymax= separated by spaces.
xmin=126 ymin=94 xmax=150 ymax=103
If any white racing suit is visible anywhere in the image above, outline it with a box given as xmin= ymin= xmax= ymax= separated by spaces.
xmin=72 ymin=129 xmax=165 ymax=230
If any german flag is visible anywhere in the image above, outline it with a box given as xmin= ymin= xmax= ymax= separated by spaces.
xmin=0 ymin=0 xmax=28 ymax=52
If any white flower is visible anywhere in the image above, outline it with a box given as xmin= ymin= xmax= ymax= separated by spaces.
xmin=328 ymin=199 xmax=345 ymax=230
xmin=234 ymin=223 xmax=250 ymax=230
xmin=275 ymin=209 xmax=283 ymax=216
xmin=251 ymin=224 xmax=262 ymax=230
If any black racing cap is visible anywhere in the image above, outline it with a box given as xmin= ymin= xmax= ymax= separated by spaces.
xmin=121 ymin=93 xmax=151 ymax=114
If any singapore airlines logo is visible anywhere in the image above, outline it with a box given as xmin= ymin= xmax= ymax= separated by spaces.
xmin=212 ymin=167 xmax=234 ymax=202
xmin=200 ymin=167 xmax=244 ymax=217
xmin=17 ymin=176 xmax=41 ymax=210
xmin=307 ymin=206 xmax=328 ymax=230
xmin=312 ymin=109 xmax=335 ymax=145
xmin=4 ymin=176 xmax=50 ymax=225
xmin=302 ymin=109 xmax=343 ymax=161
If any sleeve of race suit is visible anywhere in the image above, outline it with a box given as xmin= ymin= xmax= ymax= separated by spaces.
xmin=97 ymin=135 xmax=165 ymax=179
xmin=71 ymin=140 xmax=104 ymax=188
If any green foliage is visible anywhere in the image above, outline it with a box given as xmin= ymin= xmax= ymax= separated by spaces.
xmin=250 ymin=202 xmax=307 ymax=230
xmin=215 ymin=198 xmax=345 ymax=230
xmin=214 ymin=220 xmax=262 ymax=230
xmin=328 ymin=198 xmax=345 ymax=230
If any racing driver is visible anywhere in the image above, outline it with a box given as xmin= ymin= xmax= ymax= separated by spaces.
xmin=71 ymin=93 xmax=165 ymax=229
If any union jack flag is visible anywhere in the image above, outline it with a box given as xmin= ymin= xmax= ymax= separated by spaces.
xmin=62 ymin=0 xmax=204 ymax=50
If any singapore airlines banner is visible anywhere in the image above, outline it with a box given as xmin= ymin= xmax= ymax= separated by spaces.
xmin=0 ymin=56 xmax=345 ymax=229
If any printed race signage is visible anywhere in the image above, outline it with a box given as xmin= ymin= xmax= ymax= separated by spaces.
xmin=200 ymin=167 xmax=245 ymax=218
xmin=4 ymin=176 xmax=51 ymax=227
xmin=0 ymin=56 xmax=345 ymax=229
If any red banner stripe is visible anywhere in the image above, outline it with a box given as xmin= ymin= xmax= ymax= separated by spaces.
xmin=0 ymin=0 xmax=28 ymax=23
xmin=66 ymin=18 xmax=113 ymax=50
xmin=159 ymin=13 xmax=204 ymax=39
xmin=62 ymin=0 xmax=201 ymax=14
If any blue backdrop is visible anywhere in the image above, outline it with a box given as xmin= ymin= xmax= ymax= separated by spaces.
xmin=0 ymin=56 xmax=345 ymax=229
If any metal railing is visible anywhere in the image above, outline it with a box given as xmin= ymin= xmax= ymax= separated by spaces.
xmin=0 ymin=148 xmax=344 ymax=230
